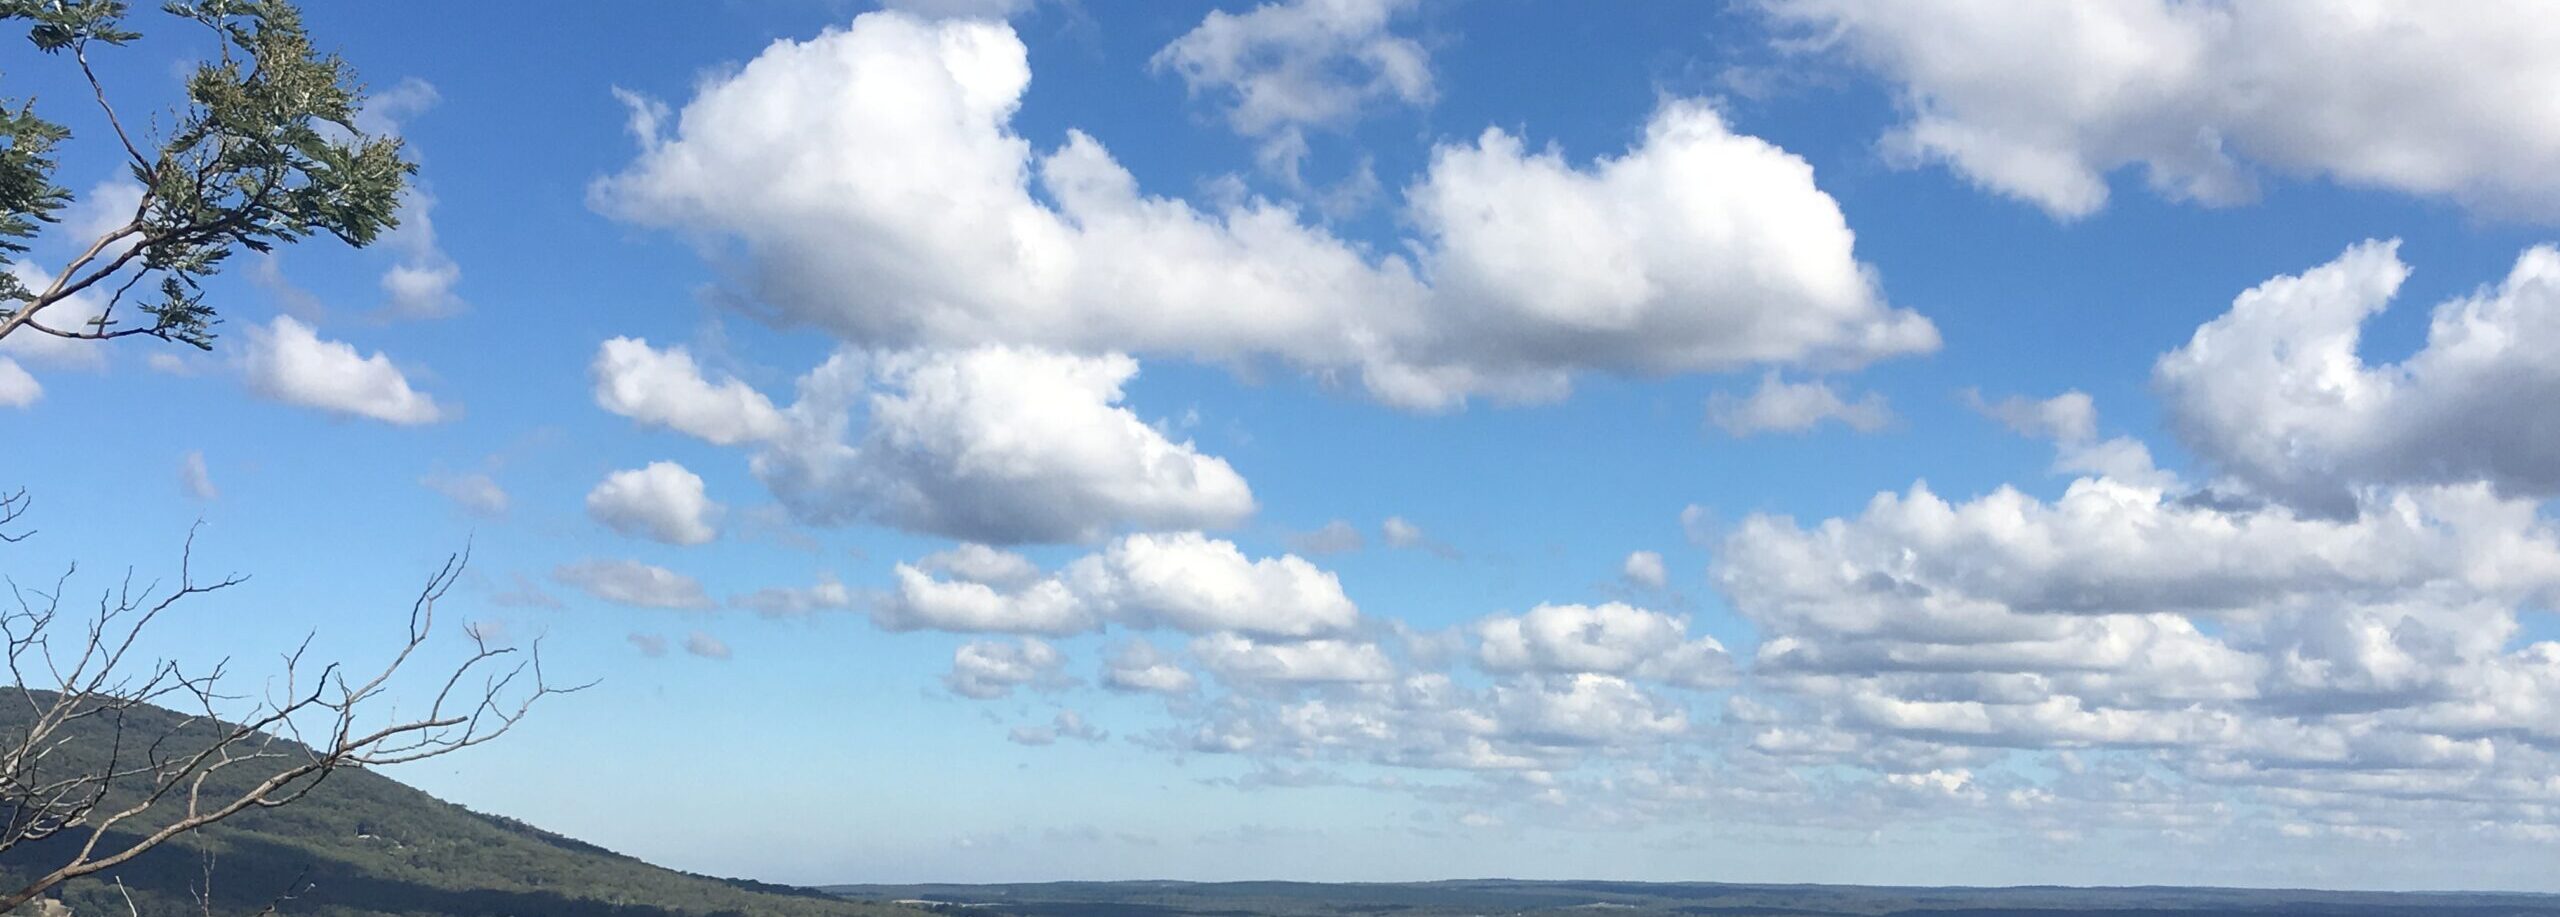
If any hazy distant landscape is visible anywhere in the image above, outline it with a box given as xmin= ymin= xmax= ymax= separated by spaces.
xmin=829 ymin=880 xmax=2560 ymax=917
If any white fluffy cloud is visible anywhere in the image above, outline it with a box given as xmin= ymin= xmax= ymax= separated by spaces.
xmin=592 ymin=12 xmax=1934 ymax=411
xmin=1620 ymin=551 xmax=1667 ymax=591
xmin=1476 ymin=603 xmax=1733 ymax=689
xmin=591 ymin=337 xmax=788 ymax=446
xmin=755 ymin=346 xmax=1255 ymax=543
xmin=586 ymin=461 xmax=721 ymax=546
xmin=1713 ymin=461 xmax=2560 ymax=842
xmin=596 ymin=340 xmax=1254 ymax=544
xmin=241 ymin=316 xmax=444 ymax=424
xmin=945 ymin=638 xmax=1066 ymax=699
xmin=877 ymin=532 xmax=1360 ymax=639
xmin=2159 ymin=241 xmax=2560 ymax=513
xmin=0 ymin=358 xmax=36 ymax=408
xmin=1708 ymin=373 xmax=1893 ymax=436
xmin=551 ymin=559 xmax=716 ymax=610
xmin=1776 ymin=0 xmax=2560 ymax=219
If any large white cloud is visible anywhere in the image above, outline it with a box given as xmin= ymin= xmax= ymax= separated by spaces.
xmin=756 ymin=346 xmax=1255 ymax=543
xmin=595 ymin=340 xmax=1253 ymax=544
xmin=1775 ymin=0 xmax=2560 ymax=220
xmin=241 ymin=316 xmax=444 ymax=424
xmin=2159 ymin=241 xmax=2560 ymax=513
xmin=592 ymin=12 xmax=1934 ymax=410
xmin=586 ymin=461 xmax=722 ymax=546
xmin=875 ymin=532 xmax=1360 ymax=639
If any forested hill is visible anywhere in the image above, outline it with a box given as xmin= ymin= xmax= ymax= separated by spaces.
xmin=0 ymin=690 xmax=910 ymax=917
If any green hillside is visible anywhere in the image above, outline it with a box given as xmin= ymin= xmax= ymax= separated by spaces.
xmin=0 ymin=691 xmax=911 ymax=917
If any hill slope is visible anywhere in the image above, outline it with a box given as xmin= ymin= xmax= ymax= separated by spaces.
xmin=0 ymin=690 xmax=909 ymax=917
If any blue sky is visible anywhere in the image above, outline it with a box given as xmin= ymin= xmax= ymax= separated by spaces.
xmin=10 ymin=0 xmax=2560 ymax=893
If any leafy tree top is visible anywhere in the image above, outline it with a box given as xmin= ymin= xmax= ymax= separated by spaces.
xmin=0 ymin=0 xmax=411 ymax=350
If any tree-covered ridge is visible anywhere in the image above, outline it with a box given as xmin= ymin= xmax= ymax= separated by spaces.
xmin=0 ymin=690 xmax=913 ymax=917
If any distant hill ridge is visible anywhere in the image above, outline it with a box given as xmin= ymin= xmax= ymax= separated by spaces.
xmin=0 ymin=689 xmax=911 ymax=917
xmin=825 ymin=878 xmax=2560 ymax=917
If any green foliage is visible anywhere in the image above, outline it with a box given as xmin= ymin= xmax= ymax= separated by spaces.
xmin=0 ymin=101 xmax=70 ymax=304
xmin=0 ymin=0 xmax=411 ymax=349
xmin=0 ymin=691 xmax=918 ymax=917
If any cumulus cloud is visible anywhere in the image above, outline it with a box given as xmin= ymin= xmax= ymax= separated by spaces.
xmin=1620 ymin=551 xmax=1667 ymax=590
xmin=0 ymin=358 xmax=36 ymax=408
xmin=1708 ymin=373 xmax=1892 ymax=436
xmin=357 ymin=78 xmax=467 ymax=319
xmin=2159 ymin=241 xmax=2560 ymax=513
xmin=241 ymin=316 xmax=444 ymax=424
xmin=876 ymin=532 xmax=1359 ymax=639
xmin=1713 ymin=461 xmax=2560 ymax=842
xmin=753 ymin=346 xmax=1256 ymax=543
xmin=945 ymin=638 xmax=1066 ymax=699
xmin=1493 ymin=674 xmax=1691 ymax=747
xmin=591 ymin=337 xmax=789 ymax=446
xmin=591 ymin=12 xmax=1934 ymax=411
xmin=627 ymin=633 xmax=668 ymax=657
xmin=586 ymin=461 xmax=721 ymax=546
xmin=918 ymin=543 xmax=1042 ymax=587
xmin=1193 ymin=633 xmax=1396 ymax=685
xmin=1102 ymin=639 xmax=1198 ymax=695
xmin=1475 ymin=603 xmax=1733 ymax=689
xmin=596 ymin=340 xmax=1253 ymax=544
xmin=422 ymin=471 xmax=508 ymax=517
xmin=552 ymin=559 xmax=716 ymax=610
xmin=1774 ymin=0 xmax=2560 ymax=219
xmin=178 ymin=451 xmax=216 ymax=501
xmin=378 ymin=189 xmax=466 ymax=319
xmin=1154 ymin=0 xmax=1430 ymax=187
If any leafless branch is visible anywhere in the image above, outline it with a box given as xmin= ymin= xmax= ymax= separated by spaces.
xmin=0 ymin=500 xmax=581 ymax=912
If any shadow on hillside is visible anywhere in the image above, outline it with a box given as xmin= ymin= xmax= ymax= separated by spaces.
xmin=7 ymin=829 xmax=761 ymax=917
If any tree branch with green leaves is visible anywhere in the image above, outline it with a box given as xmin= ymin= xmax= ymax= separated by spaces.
xmin=0 ymin=0 xmax=410 ymax=352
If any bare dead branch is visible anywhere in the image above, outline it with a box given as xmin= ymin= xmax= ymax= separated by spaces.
xmin=0 ymin=496 xmax=577 ymax=912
